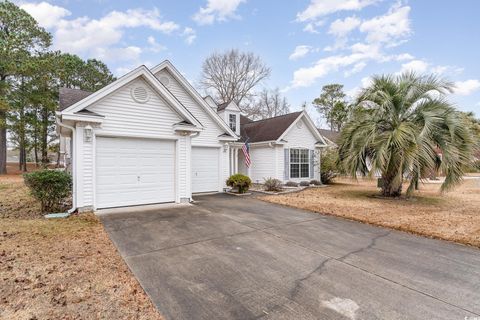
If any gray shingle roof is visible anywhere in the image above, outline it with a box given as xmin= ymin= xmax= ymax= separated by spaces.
xmin=216 ymin=102 xmax=229 ymax=111
xmin=240 ymin=112 xmax=302 ymax=143
xmin=317 ymin=129 xmax=341 ymax=144
xmin=59 ymin=87 xmax=92 ymax=111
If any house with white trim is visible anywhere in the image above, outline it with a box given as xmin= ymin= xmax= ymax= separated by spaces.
xmin=57 ymin=60 xmax=327 ymax=211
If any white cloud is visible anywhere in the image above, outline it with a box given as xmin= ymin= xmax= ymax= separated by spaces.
xmin=147 ymin=36 xmax=166 ymax=53
xmin=289 ymin=52 xmax=369 ymax=88
xmin=182 ymin=27 xmax=196 ymax=45
xmin=297 ymin=0 xmax=379 ymax=22
xmin=20 ymin=2 xmax=183 ymax=65
xmin=400 ymin=59 xmax=429 ymax=74
xmin=193 ymin=0 xmax=246 ymax=25
xmin=398 ymin=59 xmax=464 ymax=77
xmin=20 ymin=2 xmax=71 ymax=28
xmin=344 ymin=61 xmax=366 ymax=76
xmin=328 ymin=16 xmax=361 ymax=37
xmin=454 ymin=80 xmax=480 ymax=96
xmin=394 ymin=53 xmax=415 ymax=61
xmin=430 ymin=65 xmax=464 ymax=75
xmin=359 ymin=4 xmax=411 ymax=45
xmin=303 ymin=20 xmax=326 ymax=33
xmin=288 ymin=3 xmax=414 ymax=89
xmin=289 ymin=45 xmax=312 ymax=60
xmin=95 ymin=46 xmax=142 ymax=62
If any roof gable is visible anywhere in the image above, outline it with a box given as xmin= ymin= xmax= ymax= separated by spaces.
xmin=150 ymin=60 xmax=238 ymax=138
xmin=278 ymin=112 xmax=327 ymax=146
xmin=240 ymin=111 xmax=328 ymax=146
xmin=218 ymin=101 xmax=241 ymax=113
xmin=59 ymin=65 xmax=202 ymax=128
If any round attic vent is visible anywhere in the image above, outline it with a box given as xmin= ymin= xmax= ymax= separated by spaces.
xmin=296 ymin=120 xmax=303 ymax=129
xmin=131 ymin=85 xmax=149 ymax=103
xmin=159 ymin=75 xmax=170 ymax=87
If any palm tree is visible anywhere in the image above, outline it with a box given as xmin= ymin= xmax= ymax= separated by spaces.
xmin=338 ymin=73 xmax=474 ymax=197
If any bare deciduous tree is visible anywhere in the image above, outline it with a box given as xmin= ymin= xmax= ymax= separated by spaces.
xmin=200 ymin=49 xmax=271 ymax=109
xmin=244 ymin=88 xmax=290 ymax=120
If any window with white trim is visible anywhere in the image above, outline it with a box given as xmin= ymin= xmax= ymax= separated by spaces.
xmin=229 ymin=114 xmax=237 ymax=132
xmin=290 ymin=149 xmax=309 ymax=178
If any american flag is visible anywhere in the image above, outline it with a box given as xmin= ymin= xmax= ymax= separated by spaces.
xmin=242 ymin=140 xmax=251 ymax=168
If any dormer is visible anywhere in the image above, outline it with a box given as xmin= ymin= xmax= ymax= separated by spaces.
xmin=215 ymin=101 xmax=241 ymax=135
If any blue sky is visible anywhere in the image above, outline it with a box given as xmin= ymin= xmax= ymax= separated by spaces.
xmin=19 ymin=0 xmax=480 ymax=126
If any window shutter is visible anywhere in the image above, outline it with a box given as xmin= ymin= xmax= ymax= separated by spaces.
xmin=309 ymin=150 xmax=315 ymax=179
xmin=284 ymin=148 xmax=290 ymax=181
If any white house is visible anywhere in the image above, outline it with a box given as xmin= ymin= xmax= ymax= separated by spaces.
xmin=57 ymin=60 xmax=327 ymax=211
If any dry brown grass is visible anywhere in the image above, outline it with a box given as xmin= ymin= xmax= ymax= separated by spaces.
xmin=262 ymin=177 xmax=480 ymax=248
xmin=0 ymin=175 xmax=162 ymax=319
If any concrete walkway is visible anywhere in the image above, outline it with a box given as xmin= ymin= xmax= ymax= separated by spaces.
xmin=100 ymin=194 xmax=480 ymax=320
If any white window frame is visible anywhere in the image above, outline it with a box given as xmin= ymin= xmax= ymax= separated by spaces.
xmin=290 ymin=148 xmax=309 ymax=179
xmin=229 ymin=114 xmax=237 ymax=132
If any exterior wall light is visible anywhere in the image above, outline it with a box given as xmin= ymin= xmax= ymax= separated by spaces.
xmin=84 ymin=125 xmax=93 ymax=142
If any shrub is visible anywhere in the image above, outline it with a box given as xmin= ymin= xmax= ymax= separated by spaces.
xmin=263 ymin=177 xmax=283 ymax=192
xmin=24 ymin=169 xmax=72 ymax=213
xmin=284 ymin=181 xmax=298 ymax=187
xmin=310 ymin=179 xmax=321 ymax=185
xmin=299 ymin=181 xmax=310 ymax=186
xmin=321 ymin=149 xmax=339 ymax=184
xmin=226 ymin=174 xmax=252 ymax=194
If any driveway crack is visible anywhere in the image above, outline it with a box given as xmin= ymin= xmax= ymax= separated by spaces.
xmin=338 ymin=230 xmax=391 ymax=262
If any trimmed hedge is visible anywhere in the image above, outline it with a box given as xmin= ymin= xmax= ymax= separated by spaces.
xmin=24 ymin=169 xmax=72 ymax=213
xmin=226 ymin=174 xmax=252 ymax=194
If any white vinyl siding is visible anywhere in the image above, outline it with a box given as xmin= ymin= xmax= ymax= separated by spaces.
xmin=283 ymin=118 xmax=320 ymax=181
xmin=154 ymin=70 xmax=224 ymax=146
xmin=74 ymin=78 xmax=192 ymax=209
xmin=90 ymin=79 xmax=183 ymax=137
xmin=155 ymin=68 xmax=230 ymax=190
xmin=249 ymin=146 xmax=277 ymax=184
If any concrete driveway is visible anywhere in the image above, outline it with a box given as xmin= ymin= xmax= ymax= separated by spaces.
xmin=100 ymin=194 xmax=480 ymax=320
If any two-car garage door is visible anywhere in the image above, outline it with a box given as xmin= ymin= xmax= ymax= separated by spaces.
xmin=96 ymin=137 xmax=175 ymax=209
xmin=95 ymin=138 xmax=221 ymax=209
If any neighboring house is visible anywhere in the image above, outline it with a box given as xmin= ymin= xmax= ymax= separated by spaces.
xmin=317 ymin=129 xmax=341 ymax=148
xmin=57 ymin=60 xmax=327 ymax=211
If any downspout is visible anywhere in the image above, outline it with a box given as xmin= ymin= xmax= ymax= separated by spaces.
xmin=56 ymin=116 xmax=77 ymax=214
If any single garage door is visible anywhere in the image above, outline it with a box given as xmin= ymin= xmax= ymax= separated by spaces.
xmin=192 ymin=146 xmax=219 ymax=193
xmin=96 ymin=137 xmax=175 ymax=209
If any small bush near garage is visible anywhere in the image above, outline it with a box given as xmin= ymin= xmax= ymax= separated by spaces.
xmin=284 ymin=181 xmax=299 ymax=187
xmin=299 ymin=181 xmax=310 ymax=186
xmin=264 ymin=177 xmax=283 ymax=192
xmin=24 ymin=169 xmax=72 ymax=213
xmin=321 ymin=149 xmax=339 ymax=184
xmin=310 ymin=180 xmax=322 ymax=185
xmin=226 ymin=174 xmax=252 ymax=194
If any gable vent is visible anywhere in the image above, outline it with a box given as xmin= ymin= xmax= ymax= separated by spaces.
xmin=158 ymin=75 xmax=170 ymax=87
xmin=131 ymin=85 xmax=149 ymax=103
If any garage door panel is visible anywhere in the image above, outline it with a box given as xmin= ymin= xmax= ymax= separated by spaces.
xmin=192 ymin=147 xmax=219 ymax=193
xmin=96 ymin=137 xmax=176 ymax=209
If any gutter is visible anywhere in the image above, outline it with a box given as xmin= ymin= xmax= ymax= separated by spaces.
xmin=55 ymin=116 xmax=77 ymax=214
